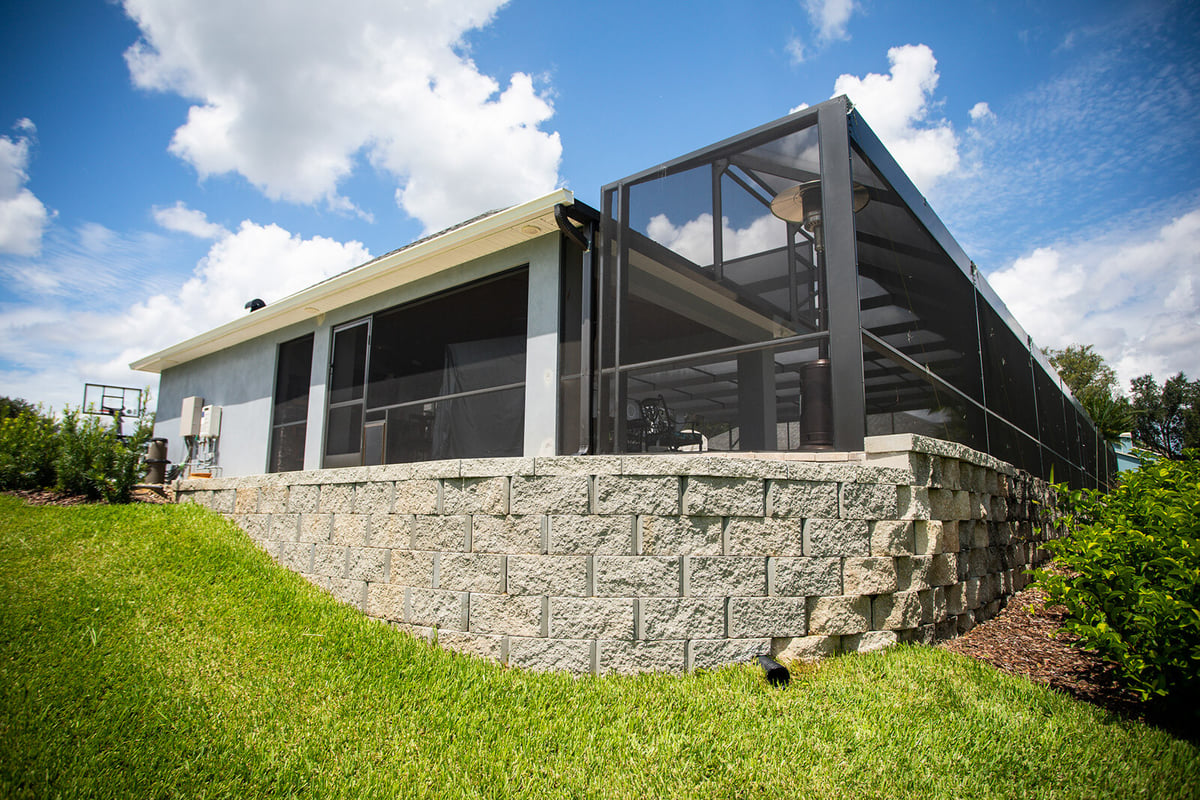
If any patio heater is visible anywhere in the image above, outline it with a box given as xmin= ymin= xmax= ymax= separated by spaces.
xmin=771 ymin=179 xmax=871 ymax=448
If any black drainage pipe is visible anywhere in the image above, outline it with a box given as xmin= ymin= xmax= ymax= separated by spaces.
xmin=757 ymin=655 xmax=790 ymax=687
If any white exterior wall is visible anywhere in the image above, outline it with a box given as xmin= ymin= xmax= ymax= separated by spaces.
xmin=155 ymin=232 xmax=563 ymax=478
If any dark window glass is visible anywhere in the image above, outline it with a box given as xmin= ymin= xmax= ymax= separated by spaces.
xmin=614 ymin=341 xmax=824 ymax=454
xmin=326 ymin=404 xmax=362 ymax=457
xmin=330 ymin=322 xmax=368 ymax=405
xmin=559 ymin=237 xmax=584 ymax=454
xmin=268 ymin=423 xmax=307 ymax=473
xmin=862 ymin=344 xmax=988 ymax=452
xmin=367 ymin=270 xmax=527 ymax=409
xmin=977 ymin=298 xmax=1038 ymax=438
xmin=269 ymin=334 xmax=313 ymax=473
xmin=851 ymin=147 xmax=984 ymax=405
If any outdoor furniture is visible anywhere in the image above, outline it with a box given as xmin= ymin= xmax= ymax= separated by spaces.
xmin=629 ymin=395 xmax=704 ymax=452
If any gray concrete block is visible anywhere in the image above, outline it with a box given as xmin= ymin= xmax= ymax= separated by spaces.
xmin=328 ymin=578 xmax=366 ymax=610
xmin=346 ymin=546 xmax=389 ymax=582
xmin=408 ymin=587 xmax=469 ymax=631
xmin=234 ymin=513 xmax=269 ymax=541
xmin=771 ymin=634 xmax=839 ymax=663
xmin=472 ymin=514 xmax=544 ymax=554
xmin=443 ymin=477 xmax=509 ymax=515
xmin=595 ymin=556 xmax=681 ymax=597
xmin=595 ymin=475 xmax=680 ymax=515
xmin=843 ymin=557 xmax=899 ymax=596
xmin=728 ymin=596 xmax=807 ymax=638
xmin=355 ymin=482 xmax=394 ymax=514
xmin=311 ymin=544 xmax=346 ymax=578
xmin=277 ymin=541 xmax=313 ymax=572
xmin=870 ymin=520 xmax=915 ymax=556
xmin=389 ymin=549 xmax=436 ymax=588
xmin=897 ymin=485 xmax=931 ymax=520
xmin=332 ymin=514 xmax=370 ymax=546
xmin=459 ymin=457 xmax=535 ymax=477
xmin=549 ymin=515 xmax=633 ymax=555
xmin=393 ymin=480 xmax=440 ymax=514
xmin=803 ymin=518 xmax=869 ymax=557
xmin=319 ymin=483 xmax=355 ymax=514
xmin=929 ymin=553 xmax=958 ymax=586
xmin=872 ymin=591 xmax=923 ymax=630
xmin=508 ymin=637 xmax=592 ymax=673
xmin=839 ymin=482 xmax=899 ymax=519
xmin=688 ymin=638 xmax=770 ymax=671
xmin=469 ymin=593 xmax=542 ymax=637
xmin=683 ymin=476 xmax=764 ymax=517
xmin=771 ymin=557 xmax=841 ymax=597
xmin=438 ymin=552 xmax=505 ymax=593
xmin=269 ymin=512 xmax=299 ymax=541
xmin=550 ymin=597 xmax=633 ymax=639
xmin=297 ymin=513 xmax=333 ymax=544
xmin=688 ymin=557 xmax=767 ymax=597
xmin=807 ymin=595 xmax=871 ymax=635
xmin=638 ymin=515 xmax=722 ymax=556
xmin=365 ymin=582 xmax=405 ymax=622
xmin=726 ymin=518 xmax=804 ymax=556
xmin=510 ymin=476 xmax=590 ymax=514
xmin=842 ymin=630 xmax=899 ymax=654
xmin=369 ymin=513 xmax=413 ymax=549
xmin=287 ymin=484 xmax=319 ymax=513
xmin=640 ymin=597 xmax=725 ymax=639
xmin=507 ymin=554 xmax=588 ymax=597
xmin=258 ymin=485 xmax=289 ymax=513
xmin=412 ymin=515 xmax=469 ymax=551
xmin=600 ymin=640 xmax=685 ymax=674
xmin=436 ymin=630 xmax=507 ymax=662
xmin=767 ymin=480 xmax=839 ymax=517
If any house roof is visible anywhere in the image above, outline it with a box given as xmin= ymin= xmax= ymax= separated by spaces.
xmin=131 ymin=189 xmax=575 ymax=374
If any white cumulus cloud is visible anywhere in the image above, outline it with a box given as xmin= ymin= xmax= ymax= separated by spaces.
xmin=646 ymin=213 xmax=786 ymax=265
xmin=833 ymin=44 xmax=960 ymax=192
xmin=806 ymin=0 xmax=857 ymax=42
xmin=968 ymin=102 xmax=995 ymax=124
xmin=987 ymin=207 xmax=1200 ymax=389
xmin=0 ymin=119 xmax=52 ymax=256
xmin=153 ymin=201 xmax=228 ymax=239
xmin=0 ymin=221 xmax=371 ymax=411
xmin=121 ymin=0 xmax=562 ymax=233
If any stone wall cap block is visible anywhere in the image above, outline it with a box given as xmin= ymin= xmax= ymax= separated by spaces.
xmin=461 ymin=458 xmax=535 ymax=477
xmin=621 ymin=454 xmax=788 ymax=479
xmin=534 ymin=456 xmax=624 ymax=476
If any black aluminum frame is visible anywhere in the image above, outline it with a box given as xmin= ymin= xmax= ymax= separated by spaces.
xmin=597 ymin=96 xmax=1116 ymax=489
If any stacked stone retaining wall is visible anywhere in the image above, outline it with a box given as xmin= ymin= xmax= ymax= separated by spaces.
xmin=177 ymin=433 xmax=1061 ymax=674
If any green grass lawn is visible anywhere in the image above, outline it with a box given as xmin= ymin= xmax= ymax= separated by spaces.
xmin=1 ymin=494 xmax=1196 ymax=799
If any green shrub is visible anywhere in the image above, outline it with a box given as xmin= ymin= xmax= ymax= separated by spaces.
xmin=55 ymin=411 xmax=152 ymax=503
xmin=0 ymin=409 xmax=58 ymax=490
xmin=1037 ymin=452 xmax=1200 ymax=704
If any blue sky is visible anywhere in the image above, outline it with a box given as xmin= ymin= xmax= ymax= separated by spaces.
xmin=1 ymin=0 xmax=1198 ymax=411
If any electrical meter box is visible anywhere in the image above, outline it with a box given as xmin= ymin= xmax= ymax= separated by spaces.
xmin=199 ymin=405 xmax=222 ymax=438
xmin=180 ymin=396 xmax=205 ymax=437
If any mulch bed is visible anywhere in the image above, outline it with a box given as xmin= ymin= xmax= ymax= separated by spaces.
xmin=5 ymin=487 xmax=175 ymax=506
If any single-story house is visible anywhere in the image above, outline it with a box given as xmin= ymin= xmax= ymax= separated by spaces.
xmin=133 ymin=96 xmax=1114 ymax=489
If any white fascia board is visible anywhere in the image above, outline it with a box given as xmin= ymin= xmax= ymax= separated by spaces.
xmin=131 ymin=189 xmax=574 ymax=374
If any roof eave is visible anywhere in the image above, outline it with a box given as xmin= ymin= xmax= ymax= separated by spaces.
xmin=131 ymin=189 xmax=575 ymax=374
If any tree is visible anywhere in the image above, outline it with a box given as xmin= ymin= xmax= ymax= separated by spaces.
xmin=1046 ymin=345 xmax=1118 ymax=406
xmin=1130 ymin=372 xmax=1200 ymax=459
xmin=0 ymin=396 xmax=36 ymax=420
xmin=1046 ymin=344 xmax=1133 ymax=444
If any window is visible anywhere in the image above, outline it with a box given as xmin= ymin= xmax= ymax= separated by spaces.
xmin=322 ymin=268 xmax=529 ymax=466
xmin=268 ymin=334 xmax=314 ymax=473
